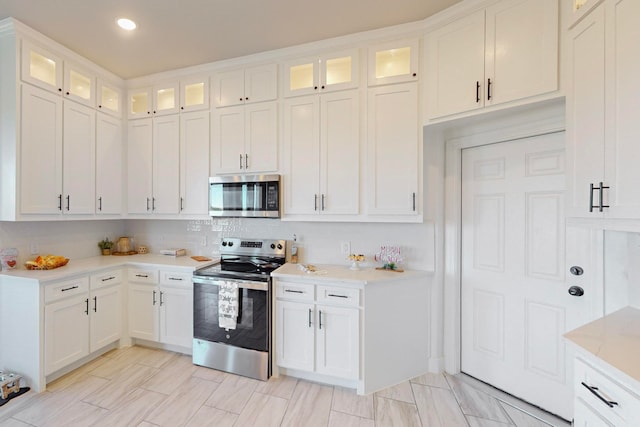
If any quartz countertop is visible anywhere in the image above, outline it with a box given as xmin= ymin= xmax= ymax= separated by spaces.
xmin=564 ymin=306 xmax=640 ymax=384
xmin=271 ymin=262 xmax=432 ymax=286
xmin=0 ymin=254 xmax=218 ymax=283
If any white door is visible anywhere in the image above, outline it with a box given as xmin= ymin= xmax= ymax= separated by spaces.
xmin=315 ymin=305 xmax=359 ymax=379
xmin=128 ymin=284 xmax=159 ymax=341
xmin=90 ymin=285 xmax=122 ymax=352
xmin=212 ymin=105 xmax=244 ymax=173
xmin=152 ymin=115 xmax=180 ymax=214
xmin=461 ymin=132 xmax=583 ymax=420
xmin=127 ymin=119 xmax=153 ymax=214
xmin=245 ymin=102 xmax=278 ymax=173
xmin=96 ymin=112 xmax=123 ymax=214
xmin=276 ymin=300 xmax=315 ymax=371
xmin=180 ymin=111 xmax=210 ymax=215
xmin=159 ymin=286 xmax=193 ymax=348
xmin=45 ymin=295 xmax=89 ymax=375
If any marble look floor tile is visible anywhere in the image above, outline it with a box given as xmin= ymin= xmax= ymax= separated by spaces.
xmin=91 ymin=387 xmax=167 ymax=427
xmin=13 ymin=375 xmax=108 ymax=425
xmin=499 ymin=402 xmax=552 ymax=427
xmin=255 ymin=374 xmax=298 ymax=399
xmin=375 ymin=380 xmax=416 ymax=404
xmin=410 ymin=372 xmax=451 ymax=389
xmin=233 ymin=392 xmax=288 ymax=427
xmin=446 ymin=374 xmax=511 ymax=423
xmin=142 ymin=354 xmax=197 ymax=395
xmin=40 ymin=401 xmax=108 ymax=427
xmin=0 ymin=419 xmax=32 ymax=427
xmin=466 ymin=415 xmax=513 ymax=427
xmin=46 ymin=355 xmax=111 ymax=392
xmin=281 ymin=380 xmax=334 ymax=427
xmin=185 ymin=405 xmax=238 ymax=427
xmin=83 ymin=364 xmax=159 ymax=410
xmin=145 ymin=377 xmax=220 ymax=426
xmin=374 ymin=396 xmax=422 ymax=427
xmin=331 ymin=386 xmax=374 ymax=419
xmin=412 ymin=383 xmax=467 ymax=427
xmin=191 ymin=364 xmax=229 ymax=383
xmin=88 ymin=346 xmax=176 ymax=379
xmin=328 ymin=411 xmax=375 ymax=427
xmin=205 ymin=374 xmax=260 ymax=414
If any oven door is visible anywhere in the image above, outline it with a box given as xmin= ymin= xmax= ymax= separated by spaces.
xmin=193 ymin=276 xmax=270 ymax=352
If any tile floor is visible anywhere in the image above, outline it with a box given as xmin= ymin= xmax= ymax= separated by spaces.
xmin=0 ymin=345 xmax=570 ymax=427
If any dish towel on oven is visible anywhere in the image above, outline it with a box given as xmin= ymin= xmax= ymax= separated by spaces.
xmin=219 ymin=281 xmax=239 ymax=330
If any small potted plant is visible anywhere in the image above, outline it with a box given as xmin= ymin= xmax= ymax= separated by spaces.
xmin=98 ymin=238 xmax=114 ymax=255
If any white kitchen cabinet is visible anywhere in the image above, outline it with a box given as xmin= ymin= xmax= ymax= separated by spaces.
xmin=97 ymin=79 xmax=122 ymax=117
xmin=283 ymin=90 xmax=359 ymax=217
xmin=95 ymin=112 xmax=123 ymax=215
xmin=425 ymin=0 xmax=558 ymax=120
xmin=63 ymin=61 xmax=95 ymax=108
xmin=276 ymin=283 xmax=359 ymax=380
xmin=213 ymin=64 xmax=277 ymax=107
xmin=569 ymin=0 xmax=606 ymax=27
xmin=128 ymin=82 xmax=180 ymax=119
xmin=127 ymin=115 xmax=180 ymax=215
xmin=367 ymin=38 xmax=419 ymax=86
xmin=574 ymin=398 xmax=616 ymax=426
xmin=283 ymin=49 xmax=359 ymax=97
xmin=567 ymin=0 xmax=640 ymax=219
xmin=179 ymin=110 xmax=210 ymax=215
xmin=211 ymin=102 xmax=278 ymax=174
xmin=128 ymin=268 xmax=193 ymax=349
xmin=89 ymin=270 xmax=123 ymax=351
xmin=367 ymin=82 xmax=420 ymax=217
xmin=180 ymin=75 xmax=209 ymax=112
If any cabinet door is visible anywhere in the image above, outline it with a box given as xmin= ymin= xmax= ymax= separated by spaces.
xmin=127 ymin=119 xmax=153 ymax=214
xmin=368 ymin=38 xmax=419 ymax=86
xmin=180 ymin=111 xmax=210 ymax=215
xmin=152 ymin=115 xmax=180 ymax=214
xmin=97 ymin=79 xmax=122 ymax=117
xmin=367 ymin=83 xmax=419 ymax=216
xmin=276 ymin=300 xmax=315 ymax=371
xmin=180 ymin=76 xmax=209 ymax=112
xmin=159 ymin=286 xmax=193 ymax=348
xmin=153 ymin=82 xmax=180 ymax=116
xmin=128 ymin=88 xmax=152 ymax=119
xmin=321 ymin=50 xmax=359 ymax=93
xmin=128 ymin=284 xmax=159 ymax=341
xmin=63 ymin=63 xmax=95 ymax=107
xmin=283 ymin=57 xmax=318 ymax=97
xmin=425 ymin=11 xmax=485 ymax=119
xmin=485 ymin=0 xmax=558 ymax=106
xmin=283 ymin=96 xmax=321 ymax=215
xmin=89 ymin=285 xmax=122 ymax=352
xmin=20 ymin=84 xmax=63 ymax=214
xmin=604 ymin=0 xmax=640 ymax=218
xmin=96 ymin=113 xmax=123 ymax=215
xmin=245 ymin=102 xmax=278 ymax=173
xmin=62 ymin=101 xmax=95 ymax=215
xmin=213 ymin=69 xmax=245 ymax=107
xmin=321 ymin=90 xmax=359 ymax=215
xmin=566 ymin=6 xmax=606 ymax=218
xmin=212 ymin=105 xmax=245 ymax=174
xmin=573 ymin=398 xmax=616 ymax=426
xmin=21 ymin=40 xmax=63 ymax=93
xmin=316 ymin=305 xmax=359 ymax=379
xmin=244 ymin=64 xmax=278 ymax=104
xmin=45 ymin=295 xmax=89 ymax=375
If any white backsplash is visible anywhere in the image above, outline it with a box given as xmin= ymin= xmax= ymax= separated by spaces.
xmin=604 ymin=230 xmax=640 ymax=313
xmin=0 ymin=218 xmax=435 ymax=271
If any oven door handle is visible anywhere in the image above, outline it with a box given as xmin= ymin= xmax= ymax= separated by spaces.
xmin=192 ymin=276 xmax=269 ymax=291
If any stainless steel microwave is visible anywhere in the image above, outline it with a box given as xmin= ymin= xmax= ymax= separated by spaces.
xmin=209 ymin=175 xmax=280 ymax=218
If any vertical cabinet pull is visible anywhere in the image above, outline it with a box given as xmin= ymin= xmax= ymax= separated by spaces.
xmin=487 ymin=78 xmax=492 ymax=100
xmin=58 ymin=194 xmax=62 ymax=211
xmin=146 ymin=198 xmax=150 ymax=211
xmin=159 ymin=291 xmax=164 ymax=306
xmin=318 ymin=310 xmax=323 ymax=330
xmin=180 ymin=197 xmax=184 ymax=211
xmin=152 ymin=198 xmax=156 ymax=211
xmin=599 ymin=182 xmax=610 ymax=212
xmin=245 ymin=154 xmax=249 ymax=169
xmin=239 ymin=154 xmax=243 ymax=169
xmin=153 ymin=290 xmax=157 ymax=305
xmin=412 ymin=192 xmax=416 ymax=211
xmin=98 ymin=196 xmax=102 ymax=211
xmin=314 ymin=194 xmax=318 ymax=211
xmin=476 ymin=81 xmax=480 ymax=103
xmin=85 ymin=298 xmax=89 ymax=315
xmin=589 ymin=182 xmax=610 ymax=213
xmin=93 ymin=296 xmax=97 ymax=312
xmin=321 ymin=194 xmax=325 ymax=211
xmin=308 ymin=308 xmax=312 ymax=328
xmin=66 ymin=195 xmax=70 ymax=211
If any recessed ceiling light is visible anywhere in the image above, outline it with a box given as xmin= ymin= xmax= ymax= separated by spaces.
xmin=117 ymin=18 xmax=137 ymax=31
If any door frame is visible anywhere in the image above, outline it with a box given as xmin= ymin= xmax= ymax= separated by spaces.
xmin=442 ymin=102 xmax=566 ymax=374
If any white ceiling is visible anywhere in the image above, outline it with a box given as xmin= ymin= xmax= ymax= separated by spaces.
xmin=0 ymin=0 xmax=461 ymax=79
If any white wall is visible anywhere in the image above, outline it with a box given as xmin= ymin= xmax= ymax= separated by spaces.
xmin=604 ymin=231 xmax=640 ymax=313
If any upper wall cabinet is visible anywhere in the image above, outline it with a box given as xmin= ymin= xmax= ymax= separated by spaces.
xmin=569 ymin=0 xmax=605 ymax=27
xmin=128 ymin=82 xmax=180 ymax=119
xmin=179 ymin=75 xmax=209 ymax=112
xmin=97 ymin=79 xmax=122 ymax=117
xmin=425 ymin=0 xmax=559 ymax=120
xmin=283 ymin=49 xmax=359 ymax=97
xmin=367 ymin=39 xmax=419 ymax=86
xmin=22 ymin=40 xmax=96 ymax=108
xmin=212 ymin=64 xmax=277 ymax=107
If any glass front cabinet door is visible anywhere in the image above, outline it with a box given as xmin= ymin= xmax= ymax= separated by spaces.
xmin=180 ymin=76 xmax=209 ymax=112
xmin=63 ymin=63 xmax=95 ymax=107
xmin=21 ymin=41 xmax=63 ymax=93
xmin=368 ymin=39 xmax=419 ymax=86
xmin=284 ymin=49 xmax=359 ymax=97
xmin=97 ymin=79 xmax=122 ymax=117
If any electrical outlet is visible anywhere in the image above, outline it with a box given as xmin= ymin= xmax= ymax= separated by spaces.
xmin=30 ymin=242 xmax=39 ymax=255
xmin=340 ymin=241 xmax=351 ymax=255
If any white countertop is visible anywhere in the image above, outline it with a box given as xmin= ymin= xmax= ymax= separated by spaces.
xmin=0 ymin=254 xmax=218 ymax=283
xmin=564 ymin=306 xmax=640 ymax=384
xmin=271 ymin=262 xmax=432 ymax=285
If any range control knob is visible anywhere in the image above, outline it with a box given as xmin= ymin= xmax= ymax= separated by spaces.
xmin=277 ymin=243 xmax=283 ymax=250
xmin=270 ymin=243 xmax=276 ymax=249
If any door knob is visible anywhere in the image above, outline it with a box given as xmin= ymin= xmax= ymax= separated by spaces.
xmin=568 ymin=286 xmax=584 ymax=297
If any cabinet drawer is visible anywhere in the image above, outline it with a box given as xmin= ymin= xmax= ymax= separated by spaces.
xmin=128 ymin=269 xmax=158 ymax=284
xmin=45 ymin=276 xmax=89 ymax=303
xmin=276 ymin=282 xmax=314 ymax=301
xmin=316 ymin=286 xmax=359 ymax=307
xmin=159 ymin=270 xmax=192 ymax=287
xmin=90 ymin=269 xmax=123 ymax=290
xmin=575 ymin=357 xmax=640 ymax=424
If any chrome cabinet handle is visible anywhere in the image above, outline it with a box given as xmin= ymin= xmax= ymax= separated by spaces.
xmin=153 ymin=290 xmax=157 ymax=305
xmin=581 ymin=382 xmax=618 ymax=408
xmin=239 ymin=154 xmax=243 ymax=169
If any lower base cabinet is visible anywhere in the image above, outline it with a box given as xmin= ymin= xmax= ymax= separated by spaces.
xmin=128 ymin=268 xmax=193 ymax=348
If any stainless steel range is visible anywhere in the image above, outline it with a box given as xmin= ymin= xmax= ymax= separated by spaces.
xmin=192 ymin=237 xmax=286 ymax=381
